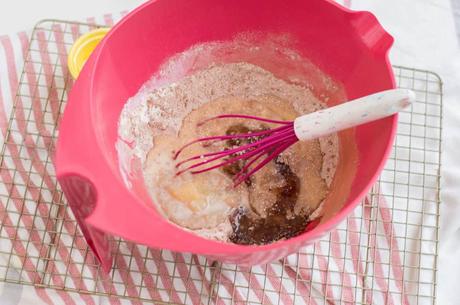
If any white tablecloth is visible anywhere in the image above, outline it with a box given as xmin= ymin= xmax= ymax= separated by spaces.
xmin=0 ymin=0 xmax=459 ymax=304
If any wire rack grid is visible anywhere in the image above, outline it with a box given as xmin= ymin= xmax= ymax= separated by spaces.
xmin=0 ymin=20 xmax=442 ymax=305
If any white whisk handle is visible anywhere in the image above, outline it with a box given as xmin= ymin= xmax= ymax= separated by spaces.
xmin=293 ymin=89 xmax=415 ymax=141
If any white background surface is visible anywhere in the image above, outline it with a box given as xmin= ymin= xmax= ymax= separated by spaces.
xmin=1 ymin=0 xmax=459 ymax=304
xmin=0 ymin=0 xmax=145 ymax=35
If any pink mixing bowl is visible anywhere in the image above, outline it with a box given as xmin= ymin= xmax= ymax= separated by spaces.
xmin=55 ymin=0 xmax=396 ymax=272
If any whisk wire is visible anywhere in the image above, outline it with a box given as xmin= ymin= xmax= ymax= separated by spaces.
xmin=232 ymin=149 xmax=268 ymax=181
xmin=197 ymin=114 xmax=292 ymax=127
xmin=174 ymin=114 xmax=298 ymax=184
xmin=233 ymin=138 xmax=297 ymax=187
xmin=173 ymin=124 xmax=292 ymax=160
xmin=175 ymin=129 xmax=295 ymax=176
xmin=174 ymin=125 xmax=293 ymax=167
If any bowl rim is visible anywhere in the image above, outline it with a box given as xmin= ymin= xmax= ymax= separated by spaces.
xmin=77 ymin=0 xmax=397 ymax=254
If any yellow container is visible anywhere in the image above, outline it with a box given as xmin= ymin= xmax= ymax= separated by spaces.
xmin=67 ymin=28 xmax=110 ymax=79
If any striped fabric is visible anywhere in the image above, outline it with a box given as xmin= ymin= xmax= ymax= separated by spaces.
xmin=0 ymin=1 xmax=440 ymax=304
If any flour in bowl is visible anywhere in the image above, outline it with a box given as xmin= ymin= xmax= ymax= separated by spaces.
xmin=117 ymin=62 xmax=339 ymax=244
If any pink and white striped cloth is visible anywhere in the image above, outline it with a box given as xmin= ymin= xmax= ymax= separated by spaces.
xmin=0 ymin=2 xmax=441 ymax=305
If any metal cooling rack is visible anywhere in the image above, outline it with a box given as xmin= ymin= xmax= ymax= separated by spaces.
xmin=0 ymin=20 xmax=442 ymax=305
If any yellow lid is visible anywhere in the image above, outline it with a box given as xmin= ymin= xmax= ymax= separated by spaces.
xmin=67 ymin=27 xmax=110 ymax=79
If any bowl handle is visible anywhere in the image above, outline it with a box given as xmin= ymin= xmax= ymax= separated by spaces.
xmin=57 ymin=174 xmax=114 ymax=272
xmin=56 ymin=52 xmax=117 ymax=272
xmin=56 ymin=53 xmax=166 ymax=271
xmin=56 ymin=54 xmax=216 ymax=268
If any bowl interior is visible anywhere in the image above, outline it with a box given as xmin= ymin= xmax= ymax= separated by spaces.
xmin=90 ymin=0 xmax=395 ymax=239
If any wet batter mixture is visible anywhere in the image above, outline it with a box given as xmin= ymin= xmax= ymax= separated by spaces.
xmin=118 ymin=62 xmax=339 ymax=245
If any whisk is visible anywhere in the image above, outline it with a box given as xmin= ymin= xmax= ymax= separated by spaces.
xmin=174 ymin=89 xmax=415 ymax=186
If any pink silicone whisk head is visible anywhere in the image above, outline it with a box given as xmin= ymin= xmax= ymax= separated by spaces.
xmin=174 ymin=114 xmax=298 ymax=186
xmin=174 ymin=88 xmax=413 ymax=186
